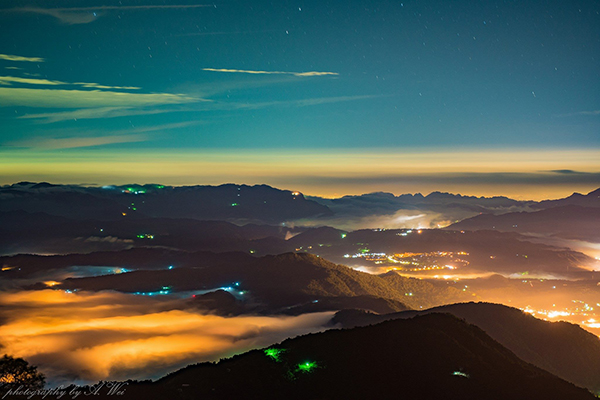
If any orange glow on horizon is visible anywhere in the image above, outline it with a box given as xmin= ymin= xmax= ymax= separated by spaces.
xmin=0 ymin=147 xmax=598 ymax=200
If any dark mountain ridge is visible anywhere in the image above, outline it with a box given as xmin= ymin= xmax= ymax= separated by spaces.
xmin=0 ymin=182 xmax=332 ymax=224
xmin=447 ymin=205 xmax=600 ymax=241
xmin=47 ymin=252 xmax=468 ymax=311
xmin=332 ymin=302 xmax=600 ymax=392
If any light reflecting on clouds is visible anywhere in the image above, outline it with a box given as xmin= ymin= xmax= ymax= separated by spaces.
xmin=0 ymin=290 xmax=333 ymax=386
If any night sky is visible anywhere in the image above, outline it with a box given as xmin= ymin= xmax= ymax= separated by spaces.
xmin=1 ymin=0 xmax=598 ymax=198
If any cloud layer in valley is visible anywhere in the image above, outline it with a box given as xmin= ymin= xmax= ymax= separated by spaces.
xmin=0 ymin=290 xmax=333 ymax=386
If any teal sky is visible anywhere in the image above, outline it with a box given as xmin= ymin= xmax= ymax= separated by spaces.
xmin=0 ymin=0 xmax=599 ymax=198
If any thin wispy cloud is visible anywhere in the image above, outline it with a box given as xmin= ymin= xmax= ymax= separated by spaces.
xmin=19 ymin=106 xmax=191 ymax=123
xmin=297 ymin=171 xmax=600 ymax=186
xmin=11 ymin=134 xmax=151 ymax=150
xmin=0 ymin=87 xmax=200 ymax=108
xmin=202 ymin=68 xmax=339 ymax=77
xmin=73 ymin=82 xmax=141 ymax=90
xmin=211 ymin=95 xmax=379 ymax=111
xmin=33 ymin=5 xmax=214 ymax=11
xmin=0 ymin=76 xmax=67 ymax=86
xmin=7 ymin=122 xmax=199 ymax=149
xmin=556 ymin=110 xmax=600 ymax=117
xmin=17 ymin=95 xmax=370 ymax=123
xmin=0 ymin=75 xmax=141 ymax=90
xmin=11 ymin=5 xmax=214 ymax=25
xmin=290 ymin=95 xmax=379 ymax=107
xmin=0 ymin=54 xmax=44 ymax=62
xmin=176 ymin=29 xmax=283 ymax=37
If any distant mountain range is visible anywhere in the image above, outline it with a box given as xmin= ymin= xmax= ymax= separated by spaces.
xmin=310 ymin=190 xmax=531 ymax=218
xmin=2 ymin=182 xmax=598 ymax=231
xmin=533 ymin=188 xmax=600 ymax=209
xmin=1 ymin=210 xmax=595 ymax=275
xmin=332 ymin=302 xmax=600 ymax=393
xmin=448 ymin=205 xmax=600 ymax=241
xmin=0 ymin=182 xmax=332 ymax=223
xmin=54 ymin=312 xmax=595 ymax=400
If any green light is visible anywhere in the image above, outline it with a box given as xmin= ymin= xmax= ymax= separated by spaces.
xmin=452 ymin=371 xmax=469 ymax=378
xmin=231 ymin=203 xmax=238 ymax=206
xmin=264 ymin=348 xmax=285 ymax=362
xmin=297 ymin=361 xmax=317 ymax=373
xmin=341 ymin=233 xmax=347 ymax=239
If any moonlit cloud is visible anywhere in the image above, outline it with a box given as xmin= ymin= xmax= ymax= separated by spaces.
xmin=202 ymin=68 xmax=339 ymax=77
xmin=72 ymin=82 xmax=141 ymax=90
xmin=0 ymin=54 xmax=44 ymax=62
xmin=0 ymin=87 xmax=200 ymax=108
xmin=17 ymin=95 xmax=371 ymax=123
xmin=0 ymin=76 xmax=67 ymax=86
xmin=296 ymin=209 xmax=449 ymax=231
xmin=18 ymin=107 xmax=189 ymax=123
xmin=0 ymin=75 xmax=141 ymax=90
xmin=286 ymin=95 xmax=378 ymax=106
xmin=10 ymin=134 xmax=151 ymax=150
xmin=6 ymin=122 xmax=199 ymax=149
xmin=0 ymin=290 xmax=333 ymax=385
xmin=11 ymin=5 xmax=214 ymax=25
xmin=299 ymin=171 xmax=600 ymax=186
xmin=176 ymin=29 xmax=282 ymax=37
xmin=211 ymin=95 xmax=378 ymax=111
xmin=557 ymin=110 xmax=600 ymax=117
xmin=34 ymin=5 xmax=214 ymax=11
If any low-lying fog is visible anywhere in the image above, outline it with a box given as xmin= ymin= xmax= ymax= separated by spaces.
xmin=0 ymin=289 xmax=333 ymax=387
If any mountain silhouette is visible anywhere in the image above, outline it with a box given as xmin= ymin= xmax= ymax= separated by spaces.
xmin=0 ymin=182 xmax=332 ymax=224
xmin=52 ymin=252 xmax=468 ymax=311
xmin=332 ymin=302 xmax=600 ymax=392
xmin=447 ymin=205 xmax=600 ymax=241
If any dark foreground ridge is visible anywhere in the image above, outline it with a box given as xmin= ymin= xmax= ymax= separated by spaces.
xmin=333 ymin=302 xmax=600 ymax=393
xmin=26 ymin=313 xmax=594 ymax=400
